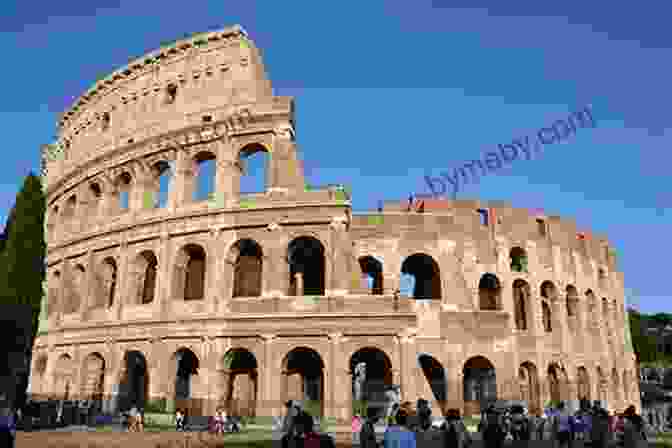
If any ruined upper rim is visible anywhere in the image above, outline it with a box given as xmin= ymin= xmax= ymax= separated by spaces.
xmin=57 ymin=24 xmax=248 ymax=131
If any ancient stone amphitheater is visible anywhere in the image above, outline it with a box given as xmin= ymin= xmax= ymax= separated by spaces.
xmin=29 ymin=24 xmax=640 ymax=423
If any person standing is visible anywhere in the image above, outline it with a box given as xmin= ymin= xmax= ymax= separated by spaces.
xmin=480 ymin=405 xmax=506 ymax=448
xmin=442 ymin=408 xmax=472 ymax=448
xmin=384 ymin=409 xmax=416 ymax=448
xmin=552 ymin=401 xmax=574 ymax=448
xmin=622 ymin=405 xmax=647 ymax=448
xmin=589 ymin=406 xmax=611 ymax=448
xmin=0 ymin=393 xmax=15 ymax=448
xmin=509 ymin=404 xmax=530 ymax=441
xmin=361 ymin=407 xmax=380 ymax=448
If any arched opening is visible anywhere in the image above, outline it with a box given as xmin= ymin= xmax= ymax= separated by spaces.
xmin=547 ymin=363 xmax=566 ymax=403
xmin=96 ymin=257 xmax=117 ymax=309
xmin=586 ymin=289 xmax=597 ymax=327
xmin=221 ymin=349 xmax=258 ymax=419
xmin=48 ymin=270 xmax=61 ymax=316
xmin=282 ymin=347 xmax=325 ymax=417
xmin=231 ymin=239 xmax=263 ymax=298
xmin=174 ymin=244 xmax=207 ymax=301
xmin=358 ymin=256 xmax=384 ymax=295
xmin=541 ymin=281 xmax=557 ymax=333
xmin=418 ymin=354 xmax=448 ymax=413
xmin=519 ymin=362 xmax=540 ymax=415
xmin=33 ymin=355 xmax=48 ymax=396
xmin=350 ymin=348 xmax=393 ymax=419
xmin=478 ymin=273 xmax=501 ymax=310
xmin=400 ymin=253 xmax=442 ymax=300
xmin=463 ymin=356 xmax=497 ymax=416
xmin=513 ymin=279 xmax=530 ymax=330
xmin=239 ymin=143 xmax=270 ymax=194
xmin=64 ymin=195 xmax=77 ymax=221
xmin=147 ymin=160 xmax=172 ymax=209
xmin=54 ymin=354 xmax=73 ymax=401
xmin=577 ymin=366 xmax=591 ymax=402
xmin=88 ymin=183 xmax=102 ymax=217
xmin=116 ymin=172 xmax=133 ymax=212
xmin=47 ymin=205 xmax=59 ymax=239
xmin=542 ymin=301 xmax=552 ymax=332
xmin=192 ymin=152 xmax=216 ymax=202
xmin=598 ymin=268 xmax=608 ymax=290
xmin=140 ymin=251 xmax=158 ymax=304
xmin=81 ymin=353 xmax=105 ymax=413
xmin=173 ymin=348 xmax=200 ymax=416
xmin=288 ymin=237 xmax=325 ymax=296
xmin=67 ymin=265 xmax=86 ymax=314
xmin=510 ymin=247 xmax=528 ymax=273
xmin=119 ymin=351 xmax=149 ymax=414
xmin=566 ymin=285 xmax=578 ymax=318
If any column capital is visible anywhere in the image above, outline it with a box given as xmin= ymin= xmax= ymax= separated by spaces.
xmin=328 ymin=332 xmax=343 ymax=342
xmin=260 ymin=334 xmax=276 ymax=343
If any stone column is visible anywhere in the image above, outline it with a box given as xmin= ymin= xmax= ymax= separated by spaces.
xmin=57 ymin=260 xmax=70 ymax=325
xmin=265 ymin=231 xmax=289 ymax=297
xmin=156 ymin=232 xmax=172 ymax=319
xmin=500 ymin=280 xmax=515 ymax=330
xmin=211 ymin=229 xmax=228 ymax=313
xmin=399 ymin=335 xmax=418 ymax=406
xmin=81 ymin=250 xmax=95 ymax=320
xmin=206 ymin=230 xmax=220 ymax=314
xmin=328 ymin=215 xmax=351 ymax=296
xmin=261 ymin=334 xmax=276 ymax=419
xmin=269 ymin=129 xmax=303 ymax=193
xmin=215 ymin=154 xmax=240 ymax=208
xmin=169 ymin=148 xmax=190 ymax=211
xmin=115 ymin=242 xmax=130 ymax=321
xmin=294 ymin=273 xmax=304 ymax=297
xmin=328 ymin=332 xmax=344 ymax=421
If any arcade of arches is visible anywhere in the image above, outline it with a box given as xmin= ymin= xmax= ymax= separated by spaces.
xmin=30 ymin=342 xmax=641 ymax=420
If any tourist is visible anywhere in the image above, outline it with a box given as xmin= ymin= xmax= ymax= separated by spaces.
xmin=213 ymin=407 xmax=225 ymax=434
xmin=552 ymin=401 xmax=573 ymax=448
xmin=360 ymin=406 xmax=379 ymax=448
xmin=480 ymin=405 xmax=506 ymax=448
xmin=415 ymin=398 xmax=432 ymax=432
xmin=622 ymin=405 xmax=647 ymax=448
xmin=0 ymin=392 xmax=15 ymax=448
xmin=384 ymin=409 xmax=416 ymax=448
xmin=509 ymin=404 xmax=530 ymax=441
xmin=442 ymin=408 xmax=472 ymax=448
xmin=175 ymin=408 xmax=185 ymax=431
xmin=589 ymin=406 xmax=611 ymax=448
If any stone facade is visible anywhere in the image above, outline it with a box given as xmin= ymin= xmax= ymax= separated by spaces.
xmin=29 ymin=24 xmax=640 ymax=422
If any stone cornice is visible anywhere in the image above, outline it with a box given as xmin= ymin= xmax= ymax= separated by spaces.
xmin=58 ymin=25 xmax=249 ymax=132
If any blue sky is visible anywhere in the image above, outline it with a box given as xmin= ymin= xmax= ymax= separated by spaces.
xmin=1 ymin=1 xmax=669 ymax=313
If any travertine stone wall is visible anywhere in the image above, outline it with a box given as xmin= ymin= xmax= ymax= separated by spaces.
xmin=31 ymin=25 xmax=640 ymax=421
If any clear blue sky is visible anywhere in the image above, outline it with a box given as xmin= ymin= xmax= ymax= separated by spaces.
xmin=1 ymin=1 xmax=669 ymax=313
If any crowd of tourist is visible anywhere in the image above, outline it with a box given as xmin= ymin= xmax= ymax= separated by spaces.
xmin=348 ymin=398 xmax=652 ymax=448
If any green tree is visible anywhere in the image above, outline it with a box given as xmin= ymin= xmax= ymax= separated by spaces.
xmin=0 ymin=173 xmax=46 ymax=408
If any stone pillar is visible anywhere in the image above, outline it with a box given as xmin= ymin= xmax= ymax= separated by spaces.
xmin=115 ymin=242 xmax=130 ymax=321
xmin=156 ymin=232 xmax=172 ymax=319
xmin=169 ymin=148 xmax=190 ymax=211
xmin=57 ymin=260 xmax=70 ymax=325
xmin=500 ymin=281 xmax=515 ymax=330
xmin=261 ymin=334 xmax=276 ymax=418
xmin=328 ymin=215 xmax=351 ymax=296
xmin=265 ymin=232 xmax=289 ymax=297
xmin=399 ymin=335 xmax=417 ymax=406
xmin=215 ymin=154 xmax=239 ymax=208
xmin=294 ymin=272 xmax=304 ymax=297
xmin=81 ymin=251 xmax=95 ymax=320
xmin=270 ymin=130 xmax=303 ymax=194
xmin=211 ymin=229 xmax=228 ymax=313
xmin=328 ymin=332 xmax=344 ymax=421
xmin=205 ymin=230 xmax=220 ymax=314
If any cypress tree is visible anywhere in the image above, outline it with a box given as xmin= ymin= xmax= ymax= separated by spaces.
xmin=0 ymin=172 xmax=46 ymax=343
xmin=0 ymin=173 xmax=46 ymax=409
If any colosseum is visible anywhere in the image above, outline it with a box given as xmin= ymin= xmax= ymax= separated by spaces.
xmin=29 ymin=24 xmax=641 ymax=423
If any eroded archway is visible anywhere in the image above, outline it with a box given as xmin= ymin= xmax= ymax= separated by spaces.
xmin=400 ymin=253 xmax=442 ymax=300
xmin=231 ymin=239 xmax=263 ymax=298
xmin=173 ymin=348 xmax=200 ymax=415
xmin=118 ymin=351 xmax=148 ymax=413
xmin=81 ymin=353 xmax=105 ymax=412
xmin=282 ymin=347 xmax=325 ymax=417
xmin=478 ymin=273 xmax=501 ymax=310
xmin=288 ymin=237 xmax=325 ymax=296
xmin=358 ymin=256 xmax=383 ymax=295
xmin=519 ymin=362 xmax=541 ymax=415
xmin=418 ymin=354 xmax=447 ymax=414
xmin=463 ymin=356 xmax=497 ymax=416
xmin=350 ymin=348 xmax=393 ymax=419
xmin=221 ymin=349 xmax=258 ymax=418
